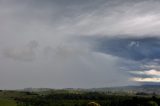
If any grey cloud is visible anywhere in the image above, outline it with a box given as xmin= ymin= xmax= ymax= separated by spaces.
xmin=0 ymin=42 xmax=132 ymax=89
xmin=1 ymin=0 xmax=160 ymax=38
xmin=40 ymin=40 xmax=132 ymax=88
xmin=1 ymin=0 xmax=160 ymax=89
xmin=3 ymin=40 xmax=39 ymax=61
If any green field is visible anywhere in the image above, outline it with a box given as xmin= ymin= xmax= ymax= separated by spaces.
xmin=0 ymin=90 xmax=36 ymax=106
xmin=0 ymin=99 xmax=17 ymax=106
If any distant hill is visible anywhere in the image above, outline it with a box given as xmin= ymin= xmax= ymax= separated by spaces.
xmin=88 ymin=85 xmax=160 ymax=95
xmin=20 ymin=85 xmax=160 ymax=95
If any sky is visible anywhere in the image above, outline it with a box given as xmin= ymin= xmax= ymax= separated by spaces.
xmin=1 ymin=0 xmax=160 ymax=89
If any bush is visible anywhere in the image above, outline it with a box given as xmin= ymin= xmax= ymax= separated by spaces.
xmin=87 ymin=102 xmax=101 ymax=106
xmin=147 ymin=101 xmax=158 ymax=106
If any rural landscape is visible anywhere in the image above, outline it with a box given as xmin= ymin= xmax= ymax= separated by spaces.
xmin=0 ymin=85 xmax=160 ymax=106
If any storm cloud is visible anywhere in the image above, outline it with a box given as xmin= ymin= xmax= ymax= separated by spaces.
xmin=1 ymin=0 xmax=160 ymax=89
xmin=92 ymin=37 xmax=160 ymax=61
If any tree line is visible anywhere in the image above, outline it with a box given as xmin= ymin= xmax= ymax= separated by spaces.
xmin=14 ymin=92 xmax=159 ymax=106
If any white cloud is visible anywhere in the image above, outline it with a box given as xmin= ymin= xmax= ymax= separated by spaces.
xmin=130 ymin=69 xmax=160 ymax=83
xmin=128 ymin=41 xmax=139 ymax=47
xmin=130 ymin=69 xmax=160 ymax=76
xmin=131 ymin=77 xmax=160 ymax=83
xmin=142 ymin=64 xmax=160 ymax=70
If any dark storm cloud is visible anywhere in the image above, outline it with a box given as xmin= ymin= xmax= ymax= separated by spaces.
xmin=91 ymin=37 xmax=160 ymax=61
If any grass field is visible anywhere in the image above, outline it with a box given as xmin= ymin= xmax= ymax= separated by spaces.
xmin=0 ymin=90 xmax=33 ymax=106
xmin=0 ymin=98 xmax=17 ymax=106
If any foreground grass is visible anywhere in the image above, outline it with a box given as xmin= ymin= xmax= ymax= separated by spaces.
xmin=0 ymin=98 xmax=17 ymax=106
xmin=0 ymin=90 xmax=30 ymax=106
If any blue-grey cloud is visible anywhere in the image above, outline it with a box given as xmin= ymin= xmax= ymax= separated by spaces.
xmin=91 ymin=37 xmax=160 ymax=61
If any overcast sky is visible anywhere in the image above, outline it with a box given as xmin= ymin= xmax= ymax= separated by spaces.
xmin=1 ymin=0 xmax=160 ymax=89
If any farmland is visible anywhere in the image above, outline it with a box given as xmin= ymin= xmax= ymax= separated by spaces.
xmin=0 ymin=87 xmax=160 ymax=106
